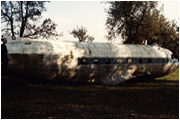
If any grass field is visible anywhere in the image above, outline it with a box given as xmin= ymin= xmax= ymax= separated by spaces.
xmin=1 ymin=69 xmax=179 ymax=119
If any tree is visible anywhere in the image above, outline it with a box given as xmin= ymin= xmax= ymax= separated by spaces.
xmin=69 ymin=26 xmax=94 ymax=42
xmin=106 ymin=1 xmax=159 ymax=44
xmin=1 ymin=1 xmax=18 ymax=38
xmin=106 ymin=1 xmax=179 ymax=58
xmin=87 ymin=36 xmax=94 ymax=43
xmin=1 ymin=1 xmax=61 ymax=39
xmin=23 ymin=18 xmax=63 ymax=39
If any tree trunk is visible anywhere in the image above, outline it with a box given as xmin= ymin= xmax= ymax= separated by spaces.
xmin=20 ymin=2 xmax=29 ymax=37
xmin=19 ymin=1 xmax=24 ymax=37
xmin=9 ymin=2 xmax=15 ymax=39
xmin=20 ymin=17 xmax=28 ymax=37
xmin=10 ymin=18 xmax=15 ymax=39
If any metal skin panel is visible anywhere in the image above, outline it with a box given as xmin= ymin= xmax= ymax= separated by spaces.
xmin=5 ymin=38 xmax=179 ymax=85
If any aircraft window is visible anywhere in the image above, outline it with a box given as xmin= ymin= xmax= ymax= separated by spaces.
xmin=25 ymin=42 xmax=31 ymax=45
xmin=166 ymin=58 xmax=169 ymax=63
xmin=138 ymin=58 xmax=142 ymax=63
xmin=162 ymin=59 xmax=165 ymax=63
xmin=148 ymin=58 xmax=151 ymax=63
xmin=105 ymin=58 xmax=111 ymax=64
xmin=128 ymin=58 xmax=132 ymax=64
xmin=117 ymin=59 xmax=122 ymax=64
xmin=82 ymin=59 xmax=87 ymax=63
xmin=93 ymin=58 xmax=99 ymax=64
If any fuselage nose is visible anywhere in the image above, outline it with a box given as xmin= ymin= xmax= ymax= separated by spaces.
xmin=172 ymin=59 xmax=179 ymax=71
xmin=175 ymin=62 xmax=179 ymax=69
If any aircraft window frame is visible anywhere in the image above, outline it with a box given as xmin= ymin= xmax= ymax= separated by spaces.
xmin=117 ymin=58 xmax=122 ymax=64
xmin=148 ymin=58 xmax=151 ymax=63
xmin=82 ymin=58 xmax=87 ymax=63
xmin=105 ymin=58 xmax=111 ymax=64
xmin=93 ymin=58 xmax=99 ymax=64
xmin=162 ymin=59 xmax=165 ymax=63
xmin=138 ymin=58 xmax=143 ymax=64
xmin=128 ymin=58 xmax=132 ymax=64
xmin=78 ymin=58 xmax=87 ymax=65
xmin=166 ymin=58 xmax=169 ymax=63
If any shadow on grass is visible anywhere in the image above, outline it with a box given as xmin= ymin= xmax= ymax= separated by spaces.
xmin=1 ymin=75 xmax=179 ymax=119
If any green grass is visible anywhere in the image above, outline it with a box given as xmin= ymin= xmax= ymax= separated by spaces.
xmin=156 ymin=69 xmax=179 ymax=81
xmin=1 ymin=69 xmax=179 ymax=119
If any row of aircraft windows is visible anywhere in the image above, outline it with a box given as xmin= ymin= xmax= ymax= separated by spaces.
xmin=78 ymin=58 xmax=169 ymax=65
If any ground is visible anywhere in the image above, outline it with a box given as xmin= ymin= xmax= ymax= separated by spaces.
xmin=1 ymin=69 xmax=179 ymax=119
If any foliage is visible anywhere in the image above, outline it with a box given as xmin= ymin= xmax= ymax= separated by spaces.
xmin=106 ymin=1 xmax=157 ymax=43
xmin=87 ymin=36 xmax=94 ymax=43
xmin=23 ymin=18 xmax=63 ymax=39
xmin=69 ymin=26 xmax=94 ymax=42
xmin=1 ymin=1 xmax=61 ymax=40
xmin=106 ymin=1 xmax=179 ymax=58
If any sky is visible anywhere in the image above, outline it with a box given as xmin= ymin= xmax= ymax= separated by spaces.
xmin=41 ymin=1 xmax=179 ymax=42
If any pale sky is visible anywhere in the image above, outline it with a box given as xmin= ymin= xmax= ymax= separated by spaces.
xmin=41 ymin=1 xmax=179 ymax=42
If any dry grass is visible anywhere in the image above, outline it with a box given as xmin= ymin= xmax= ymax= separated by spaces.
xmin=1 ymin=69 xmax=179 ymax=119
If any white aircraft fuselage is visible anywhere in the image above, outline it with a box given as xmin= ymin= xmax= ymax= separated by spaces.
xmin=6 ymin=38 xmax=179 ymax=84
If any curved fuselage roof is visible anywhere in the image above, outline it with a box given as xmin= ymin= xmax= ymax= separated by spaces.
xmin=7 ymin=38 xmax=172 ymax=59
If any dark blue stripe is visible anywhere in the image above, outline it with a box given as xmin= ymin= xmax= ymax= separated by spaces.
xmin=78 ymin=57 xmax=169 ymax=65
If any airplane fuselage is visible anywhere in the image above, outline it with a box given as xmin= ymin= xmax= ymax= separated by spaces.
xmin=5 ymin=38 xmax=179 ymax=84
